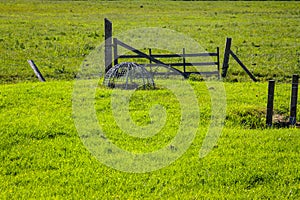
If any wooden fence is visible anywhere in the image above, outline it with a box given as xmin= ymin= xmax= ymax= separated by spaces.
xmin=104 ymin=18 xmax=258 ymax=81
xmin=112 ymin=38 xmax=220 ymax=78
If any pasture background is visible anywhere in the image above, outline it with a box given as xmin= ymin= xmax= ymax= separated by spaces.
xmin=0 ymin=0 xmax=299 ymax=83
xmin=1 ymin=0 xmax=300 ymax=199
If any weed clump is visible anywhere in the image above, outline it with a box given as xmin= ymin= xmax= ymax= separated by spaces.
xmin=226 ymin=106 xmax=266 ymax=129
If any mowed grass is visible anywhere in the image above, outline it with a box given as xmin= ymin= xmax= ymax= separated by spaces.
xmin=0 ymin=1 xmax=299 ymax=83
xmin=1 ymin=81 xmax=300 ymax=199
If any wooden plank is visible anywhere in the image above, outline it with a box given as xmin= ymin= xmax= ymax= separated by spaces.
xmin=27 ymin=60 xmax=46 ymax=82
xmin=150 ymin=72 xmax=180 ymax=76
xmin=183 ymin=48 xmax=186 ymax=73
xmin=145 ymin=62 xmax=219 ymax=67
xmin=230 ymin=50 xmax=258 ymax=82
xmin=217 ymin=47 xmax=220 ymax=79
xmin=289 ymin=74 xmax=299 ymax=126
xmin=184 ymin=71 xmax=219 ymax=75
xmin=118 ymin=52 xmax=218 ymax=59
xmin=150 ymin=71 xmax=219 ymax=77
xmin=104 ymin=18 xmax=112 ymax=73
xmin=118 ymin=55 xmax=148 ymax=59
xmin=266 ymin=80 xmax=275 ymax=127
xmin=148 ymin=48 xmax=153 ymax=72
xmin=151 ymin=52 xmax=218 ymax=58
xmin=113 ymin=38 xmax=118 ymax=66
xmin=148 ymin=49 xmax=152 ymax=64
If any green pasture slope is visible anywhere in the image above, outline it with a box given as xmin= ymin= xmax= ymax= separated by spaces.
xmin=1 ymin=81 xmax=300 ymax=199
xmin=1 ymin=0 xmax=300 ymax=199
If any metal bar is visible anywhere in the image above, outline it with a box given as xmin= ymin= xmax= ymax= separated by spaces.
xmin=266 ymin=80 xmax=275 ymax=127
xmin=27 ymin=60 xmax=46 ymax=82
xmin=289 ymin=74 xmax=299 ymax=126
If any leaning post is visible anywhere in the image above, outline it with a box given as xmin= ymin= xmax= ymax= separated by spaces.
xmin=104 ymin=18 xmax=113 ymax=73
xmin=266 ymin=80 xmax=275 ymax=127
xmin=230 ymin=51 xmax=257 ymax=82
xmin=289 ymin=74 xmax=299 ymax=126
xmin=27 ymin=60 xmax=46 ymax=82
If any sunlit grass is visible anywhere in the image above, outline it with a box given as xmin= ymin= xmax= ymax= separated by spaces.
xmin=1 ymin=80 xmax=300 ymax=198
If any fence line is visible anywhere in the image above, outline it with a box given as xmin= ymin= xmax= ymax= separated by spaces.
xmin=112 ymin=38 xmax=220 ymax=78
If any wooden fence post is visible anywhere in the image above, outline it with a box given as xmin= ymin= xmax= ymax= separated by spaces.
xmin=104 ymin=18 xmax=112 ymax=73
xmin=27 ymin=60 xmax=46 ymax=82
xmin=266 ymin=80 xmax=275 ymax=127
xmin=221 ymin=37 xmax=232 ymax=78
xmin=289 ymin=74 xmax=299 ymax=126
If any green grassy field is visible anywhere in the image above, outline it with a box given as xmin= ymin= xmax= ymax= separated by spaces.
xmin=1 ymin=81 xmax=300 ymax=199
xmin=0 ymin=0 xmax=299 ymax=83
xmin=1 ymin=0 xmax=300 ymax=199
